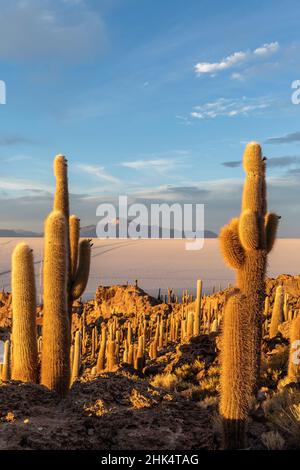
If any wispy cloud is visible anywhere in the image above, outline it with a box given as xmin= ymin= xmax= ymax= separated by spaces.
xmin=77 ymin=164 xmax=120 ymax=184
xmin=194 ymin=42 xmax=279 ymax=75
xmin=0 ymin=135 xmax=34 ymax=146
xmin=0 ymin=177 xmax=52 ymax=194
xmin=190 ymin=97 xmax=272 ymax=119
xmin=222 ymin=160 xmax=241 ymax=168
xmin=1 ymin=154 xmax=33 ymax=163
xmin=120 ymin=150 xmax=190 ymax=175
xmin=120 ymin=158 xmax=178 ymax=174
xmin=265 ymin=131 xmax=300 ymax=145
xmin=222 ymin=155 xmax=300 ymax=169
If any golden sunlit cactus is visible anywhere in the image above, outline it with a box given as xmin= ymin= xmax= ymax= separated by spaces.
xmin=220 ymin=293 xmax=252 ymax=449
xmin=1 ymin=339 xmax=11 ymax=382
xmin=107 ymin=339 xmax=117 ymax=372
xmin=219 ymin=142 xmax=280 ymax=449
xmin=53 ymin=155 xmax=70 ymax=222
xmin=96 ymin=325 xmax=107 ymax=372
xmin=187 ymin=310 xmax=194 ymax=340
xmin=269 ymin=285 xmax=284 ymax=338
xmin=71 ymin=330 xmax=81 ymax=384
xmin=219 ymin=142 xmax=280 ymax=383
xmin=69 ymin=215 xmax=80 ymax=280
xmin=41 ymin=211 xmax=70 ymax=396
xmin=71 ymin=239 xmax=92 ymax=300
xmin=287 ymin=315 xmax=300 ymax=382
xmin=193 ymin=279 xmax=202 ymax=335
xmin=11 ymin=243 xmax=38 ymax=383
xmin=53 ymin=155 xmax=92 ymax=319
xmin=264 ymin=296 xmax=269 ymax=317
xmin=135 ymin=335 xmax=145 ymax=372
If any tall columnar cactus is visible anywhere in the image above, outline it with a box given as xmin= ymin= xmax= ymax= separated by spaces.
xmin=220 ymin=293 xmax=252 ymax=449
xmin=287 ymin=315 xmax=300 ymax=382
xmin=220 ymin=143 xmax=279 ymax=382
xmin=269 ymin=285 xmax=284 ymax=338
xmin=11 ymin=243 xmax=38 ymax=383
xmin=41 ymin=211 xmax=70 ymax=396
xmin=193 ymin=279 xmax=202 ymax=335
xmin=53 ymin=155 xmax=92 ymax=319
xmin=219 ymin=142 xmax=280 ymax=448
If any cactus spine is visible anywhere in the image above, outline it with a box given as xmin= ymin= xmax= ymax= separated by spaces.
xmin=41 ymin=211 xmax=70 ymax=396
xmin=11 ymin=243 xmax=38 ymax=383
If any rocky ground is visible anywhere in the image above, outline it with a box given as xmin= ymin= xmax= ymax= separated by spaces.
xmin=0 ymin=278 xmax=299 ymax=450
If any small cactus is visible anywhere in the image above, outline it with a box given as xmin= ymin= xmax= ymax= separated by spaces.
xmin=71 ymin=330 xmax=82 ymax=384
xmin=96 ymin=325 xmax=107 ymax=372
xmin=193 ymin=279 xmax=202 ymax=335
xmin=1 ymin=339 xmax=11 ymax=382
xmin=107 ymin=339 xmax=118 ymax=372
xmin=270 ymin=286 xmax=284 ymax=338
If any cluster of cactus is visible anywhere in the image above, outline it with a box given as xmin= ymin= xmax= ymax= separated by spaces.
xmin=66 ymin=278 xmax=223 ymax=381
xmin=219 ymin=142 xmax=280 ymax=449
xmin=8 ymin=154 xmax=91 ymax=396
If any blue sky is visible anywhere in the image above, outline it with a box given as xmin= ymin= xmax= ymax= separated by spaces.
xmin=0 ymin=0 xmax=300 ymax=235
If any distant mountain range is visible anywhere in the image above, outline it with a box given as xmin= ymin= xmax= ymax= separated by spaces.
xmin=0 ymin=225 xmax=218 ymax=239
xmin=0 ymin=229 xmax=43 ymax=237
xmin=81 ymin=224 xmax=218 ymax=238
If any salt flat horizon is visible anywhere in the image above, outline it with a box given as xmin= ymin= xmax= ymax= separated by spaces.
xmin=0 ymin=237 xmax=299 ymax=299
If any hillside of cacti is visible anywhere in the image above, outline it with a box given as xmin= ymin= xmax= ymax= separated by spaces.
xmin=0 ymin=277 xmax=299 ymax=450
xmin=0 ymin=143 xmax=300 ymax=450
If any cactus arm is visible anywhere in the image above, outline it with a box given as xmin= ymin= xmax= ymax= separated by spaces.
xmin=71 ymin=239 xmax=92 ymax=300
xmin=69 ymin=215 xmax=80 ymax=280
xmin=239 ymin=210 xmax=262 ymax=251
xmin=265 ymin=213 xmax=280 ymax=253
xmin=219 ymin=220 xmax=245 ymax=270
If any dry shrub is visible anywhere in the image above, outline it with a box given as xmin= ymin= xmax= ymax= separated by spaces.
xmin=130 ymin=388 xmax=153 ymax=409
xmin=264 ymin=389 xmax=300 ymax=447
xmin=83 ymin=399 xmax=112 ymax=417
xmin=261 ymin=431 xmax=285 ymax=450
xmin=262 ymin=345 xmax=288 ymax=373
xmin=174 ymin=364 xmax=194 ymax=381
xmin=150 ymin=373 xmax=179 ymax=391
